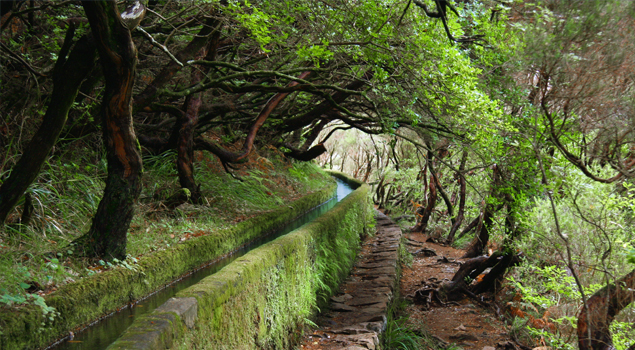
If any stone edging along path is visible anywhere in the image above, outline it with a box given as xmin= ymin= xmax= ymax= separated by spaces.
xmin=301 ymin=211 xmax=402 ymax=350
xmin=107 ymin=176 xmax=372 ymax=349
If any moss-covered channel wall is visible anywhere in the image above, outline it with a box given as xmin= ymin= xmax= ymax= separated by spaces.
xmin=0 ymin=181 xmax=337 ymax=350
xmin=107 ymin=174 xmax=372 ymax=349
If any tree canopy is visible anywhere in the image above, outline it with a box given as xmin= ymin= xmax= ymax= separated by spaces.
xmin=2 ymin=0 xmax=635 ymax=348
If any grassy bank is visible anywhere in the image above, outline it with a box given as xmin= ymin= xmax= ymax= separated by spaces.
xmin=0 ymin=149 xmax=335 ymax=349
xmin=107 ymin=173 xmax=372 ymax=350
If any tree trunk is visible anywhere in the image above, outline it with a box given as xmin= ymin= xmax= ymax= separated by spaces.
xmin=340 ymin=152 xmax=347 ymax=172
xmin=176 ymin=94 xmax=202 ymax=204
xmin=423 ymin=251 xmax=520 ymax=302
xmin=0 ymin=25 xmax=96 ymax=223
xmin=134 ymin=16 xmax=220 ymax=110
xmin=470 ymin=252 xmax=520 ymax=295
xmin=446 ymin=150 xmax=468 ymax=243
xmin=174 ymin=40 xmax=216 ymax=205
xmin=413 ymin=177 xmax=436 ymax=232
xmin=461 ymin=205 xmax=494 ymax=258
xmin=438 ymin=255 xmax=492 ymax=299
xmin=80 ymin=1 xmax=143 ymax=260
xmin=431 ymin=160 xmax=453 ymax=224
xmin=362 ymin=152 xmax=374 ymax=183
xmin=455 ymin=216 xmax=480 ymax=240
xmin=413 ymin=150 xmax=437 ymax=232
xmin=578 ymin=269 xmax=635 ymax=350
xmin=462 ymin=165 xmax=501 ymax=258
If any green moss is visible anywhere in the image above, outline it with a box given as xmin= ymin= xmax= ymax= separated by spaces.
xmin=171 ymin=175 xmax=372 ymax=349
xmin=107 ymin=312 xmax=184 ymax=350
xmin=3 ymin=172 xmax=370 ymax=350
xmin=0 ymin=180 xmax=336 ymax=350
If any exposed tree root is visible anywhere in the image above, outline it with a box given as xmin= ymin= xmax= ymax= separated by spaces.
xmin=411 ymin=251 xmax=522 ymax=310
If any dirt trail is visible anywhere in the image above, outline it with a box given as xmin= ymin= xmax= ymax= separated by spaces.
xmin=298 ymin=215 xmax=518 ymax=350
xmin=402 ymin=232 xmax=516 ymax=350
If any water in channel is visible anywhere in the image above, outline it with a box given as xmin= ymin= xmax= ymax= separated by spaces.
xmin=50 ymin=178 xmax=355 ymax=350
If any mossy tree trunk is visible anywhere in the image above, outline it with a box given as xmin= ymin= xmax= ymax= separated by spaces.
xmin=0 ymin=24 xmax=96 ymax=224
xmin=81 ymin=1 xmax=142 ymax=259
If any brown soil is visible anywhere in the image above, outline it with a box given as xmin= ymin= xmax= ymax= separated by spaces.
xmin=298 ymin=220 xmax=519 ymax=350
xmin=402 ymin=232 xmax=515 ymax=350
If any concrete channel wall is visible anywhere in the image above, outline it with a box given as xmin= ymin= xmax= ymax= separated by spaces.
xmin=107 ymin=173 xmax=372 ymax=349
xmin=0 ymin=181 xmax=337 ymax=350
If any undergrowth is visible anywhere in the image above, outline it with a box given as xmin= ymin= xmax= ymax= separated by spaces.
xmin=500 ymin=167 xmax=635 ymax=349
xmin=382 ymin=298 xmax=461 ymax=350
xmin=0 ymin=144 xmax=333 ymax=324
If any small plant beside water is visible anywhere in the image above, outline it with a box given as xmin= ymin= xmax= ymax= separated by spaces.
xmin=85 ymin=256 xmax=140 ymax=276
xmin=0 ymin=263 xmax=60 ymax=332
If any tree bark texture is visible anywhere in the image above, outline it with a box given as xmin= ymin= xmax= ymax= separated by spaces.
xmin=470 ymin=252 xmax=520 ymax=295
xmin=439 ymin=255 xmax=491 ymax=298
xmin=413 ymin=150 xmax=437 ymax=233
xmin=413 ymin=177 xmax=436 ymax=232
xmin=81 ymin=1 xmax=142 ymax=259
xmin=462 ymin=165 xmax=502 ymax=258
xmin=461 ymin=204 xmax=494 ymax=258
xmin=0 ymin=25 xmax=96 ymax=223
xmin=578 ymin=269 xmax=635 ymax=350
xmin=455 ymin=215 xmax=480 ymax=241
xmin=446 ymin=150 xmax=468 ymax=243
xmin=436 ymin=251 xmax=521 ymax=301
xmin=174 ymin=40 xmax=216 ymax=204
xmin=428 ymin=152 xmax=453 ymax=224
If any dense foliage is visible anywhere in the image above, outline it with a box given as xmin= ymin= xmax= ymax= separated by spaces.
xmin=1 ymin=0 xmax=635 ymax=348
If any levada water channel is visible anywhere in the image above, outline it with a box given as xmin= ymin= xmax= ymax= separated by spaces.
xmin=48 ymin=177 xmax=355 ymax=350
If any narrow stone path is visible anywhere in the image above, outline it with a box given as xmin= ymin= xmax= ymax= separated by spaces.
xmin=300 ymin=211 xmax=402 ymax=350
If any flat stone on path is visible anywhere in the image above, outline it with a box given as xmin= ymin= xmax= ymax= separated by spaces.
xmin=355 ymin=260 xmax=397 ymax=269
xmin=330 ymin=293 xmax=353 ymax=303
xmin=349 ymin=297 xmax=386 ymax=307
xmin=354 ymin=267 xmax=395 ymax=276
xmin=299 ymin=210 xmax=402 ymax=349
xmin=331 ymin=303 xmax=356 ymax=312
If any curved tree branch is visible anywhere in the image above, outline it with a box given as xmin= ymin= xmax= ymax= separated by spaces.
xmin=196 ymin=71 xmax=311 ymax=163
xmin=542 ymin=101 xmax=635 ymax=183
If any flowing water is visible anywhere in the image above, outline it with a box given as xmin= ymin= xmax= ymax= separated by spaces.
xmin=49 ymin=178 xmax=355 ymax=350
